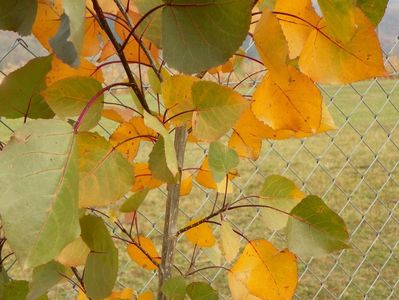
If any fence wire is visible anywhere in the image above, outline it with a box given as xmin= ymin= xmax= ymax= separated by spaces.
xmin=0 ymin=27 xmax=398 ymax=300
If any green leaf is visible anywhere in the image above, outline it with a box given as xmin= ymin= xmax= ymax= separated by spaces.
xmin=0 ymin=120 xmax=80 ymax=269
xmin=42 ymin=76 xmax=103 ymax=131
xmin=0 ymin=268 xmax=10 ymax=298
xmin=63 ymin=0 xmax=85 ymax=54
xmin=0 ymin=56 xmax=54 ymax=119
xmin=120 ymin=189 xmax=149 ymax=213
xmin=0 ymin=0 xmax=37 ymax=36
xmin=135 ymin=0 xmax=163 ymax=47
xmin=49 ymin=14 xmax=79 ymax=67
xmin=260 ymin=175 xmax=304 ymax=230
xmin=149 ymin=136 xmax=176 ymax=183
xmin=192 ymin=81 xmax=249 ymax=141
xmin=318 ymin=0 xmax=356 ymax=43
xmin=77 ymin=132 xmax=134 ymax=207
xmin=3 ymin=281 xmax=47 ymax=300
xmin=162 ymin=0 xmax=252 ymax=74
xmin=287 ymin=195 xmax=350 ymax=257
xmin=161 ymin=276 xmax=186 ymax=300
xmin=208 ymin=142 xmax=239 ymax=182
xmin=356 ymin=0 xmax=388 ymax=26
xmin=144 ymin=111 xmax=178 ymax=175
xmin=27 ymin=261 xmax=67 ymax=300
xmin=81 ymin=215 xmax=118 ymax=300
xmin=186 ymin=282 xmax=218 ymax=300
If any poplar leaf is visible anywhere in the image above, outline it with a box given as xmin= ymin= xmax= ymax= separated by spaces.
xmin=220 ymin=221 xmax=240 ymax=263
xmin=161 ymin=276 xmax=186 ymax=300
xmin=184 ymin=219 xmax=216 ymax=248
xmin=81 ymin=215 xmax=118 ymax=300
xmin=186 ymin=282 xmax=218 ymax=300
xmin=0 ymin=0 xmax=37 ymax=36
xmin=192 ymin=81 xmax=249 ymax=142
xmin=208 ymin=142 xmax=239 ymax=183
xmin=149 ymin=136 xmax=176 ymax=183
xmin=356 ymin=0 xmax=389 ymax=26
xmin=42 ymin=76 xmax=104 ymax=131
xmin=127 ymin=236 xmax=161 ymax=270
xmin=162 ymin=0 xmax=252 ymax=74
xmin=180 ymin=171 xmax=193 ymax=196
xmin=260 ymin=175 xmax=305 ymax=230
xmin=0 ymin=56 xmax=54 ymax=119
xmin=56 ymin=237 xmax=90 ymax=267
xmin=63 ymin=0 xmax=85 ymax=55
xmin=77 ymin=132 xmax=134 ymax=207
xmin=287 ymin=196 xmax=350 ymax=257
xmin=254 ymin=8 xmax=290 ymax=86
xmin=132 ymin=163 xmax=163 ymax=192
xmin=0 ymin=120 xmax=80 ymax=268
xmin=252 ymin=66 xmax=322 ymax=133
xmin=299 ymin=8 xmax=387 ymax=84
xmin=229 ymin=240 xmax=297 ymax=300
xmin=120 ymin=189 xmax=149 ymax=213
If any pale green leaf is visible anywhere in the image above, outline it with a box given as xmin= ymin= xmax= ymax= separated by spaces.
xmin=77 ymin=132 xmax=134 ymax=207
xmin=27 ymin=261 xmax=67 ymax=300
xmin=63 ymin=0 xmax=85 ymax=54
xmin=260 ymin=175 xmax=304 ymax=230
xmin=220 ymin=221 xmax=240 ymax=263
xmin=81 ymin=215 xmax=118 ymax=300
xmin=208 ymin=142 xmax=239 ymax=182
xmin=287 ymin=196 xmax=350 ymax=257
xmin=186 ymin=282 xmax=218 ymax=300
xmin=3 ymin=281 xmax=47 ymax=300
xmin=0 ymin=120 xmax=80 ymax=269
xmin=0 ymin=0 xmax=37 ymax=36
xmin=161 ymin=276 xmax=186 ymax=300
xmin=192 ymin=81 xmax=249 ymax=141
xmin=120 ymin=189 xmax=149 ymax=213
xmin=162 ymin=0 xmax=252 ymax=74
xmin=149 ymin=136 xmax=176 ymax=183
xmin=0 ymin=56 xmax=54 ymax=119
xmin=42 ymin=76 xmax=103 ymax=131
xmin=135 ymin=0 xmax=163 ymax=47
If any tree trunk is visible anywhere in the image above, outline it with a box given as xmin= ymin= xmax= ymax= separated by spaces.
xmin=157 ymin=126 xmax=187 ymax=300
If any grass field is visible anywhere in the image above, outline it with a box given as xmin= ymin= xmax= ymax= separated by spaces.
xmin=1 ymin=79 xmax=398 ymax=299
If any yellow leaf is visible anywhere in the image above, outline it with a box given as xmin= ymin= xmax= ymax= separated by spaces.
xmin=180 ymin=171 xmax=193 ymax=196
xmin=102 ymin=107 xmax=135 ymax=124
xmin=299 ymin=8 xmax=387 ymax=84
xmin=138 ymin=291 xmax=154 ymax=300
xmin=82 ymin=16 xmax=108 ymax=57
xmin=220 ymin=221 xmax=240 ymax=263
xmin=77 ymin=290 xmax=89 ymax=300
xmin=184 ymin=219 xmax=216 ymax=248
xmin=127 ymin=236 xmax=160 ymax=270
xmin=274 ymin=0 xmax=320 ymax=59
xmin=105 ymin=288 xmax=134 ymax=300
xmin=162 ymin=75 xmax=199 ymax=126
xmin=254 ymin=9 xmax=290 ymax=86
xmin=110 ymin=117 xmax=156 ymax=162
xmin=195 ymin=157 xmax=237 ymax=191
xmin=56 ymin=237 xmax=90 ymax=267
xmin=208 ymin=55 xmax=238 ymax=74
xmin=32 ymin=0 xmax=63 ymax=50
xmin=86 ymin=0 xmax=119 ymax=14
xmin=46 ymin=56 xmax=104 ymax=86
xmin=252 ymin=66 xmax=322 ymax=133
xmin=228 ymin=240 xmax=297 ymax=300
xmin=132 ymin=163 xmax=163 ymax=192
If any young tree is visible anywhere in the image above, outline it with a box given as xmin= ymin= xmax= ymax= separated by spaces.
xmin=0 ymin=0 xmax=388 ymax=299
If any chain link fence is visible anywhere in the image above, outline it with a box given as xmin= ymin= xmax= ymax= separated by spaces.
xmin=0 ymin=20 xmax=398 ymax=300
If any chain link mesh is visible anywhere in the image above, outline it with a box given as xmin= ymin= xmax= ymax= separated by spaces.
xmin=0 ymin=26 xmax=398 ymax=300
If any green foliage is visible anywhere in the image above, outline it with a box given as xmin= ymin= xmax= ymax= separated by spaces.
xmin=356 ymin=0 xmax=389 ymax=25
xmin=0 ymin=0 xmax=37 ymax=36
xmin=186 ymin=282 xmax=218 ymax=300
xmin=208 ymin=142 xmax=239 ymax=182
xmin=120 ymin=189 xmax=149 ymax=213
xmin=161 ymin=276 xmax=187 ymax=300
xmin=0 ymin=56 xmax=54 ymax=119
xmin=0 ymin=120 xmax=80 ymax=269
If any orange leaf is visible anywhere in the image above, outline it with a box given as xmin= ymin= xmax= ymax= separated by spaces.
xmin=274 ymin=0 xmax=320 ymax=59
xmin=138 ymin=291 xmax=154 ymax=300
xmin=184 ymin=219 xmax=216 ymax=248
xmin=102 ymin=106 xmax=135 ymax=124
xmin=127 ymin=236 xmax=160 ymax=270
xmin=105 ymin=288 xmax=134 ymax=300
xmin=180 ymin=171 xmax=193 ymax=197
xmin=252 ymin=66 xmax=322 ymax=133
xmin=299 ymin=8 xmax=387 ymax=84
xmin=46 ymin=56 xmax=104 ymax=86
xmin=228 ymin=240 xmax=297 ymax=300
xmin=110 ymin=117 xmax=156 ymax=162
xmin=81 ymin=16 xmax=108 ymax=57
xmin=254 ymin=8 xmax=290 ymax=86
xmin=132 ymin=163 xmax=163 ymax=192
xmin=32 ymin=0 xmax=63 ymax=50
